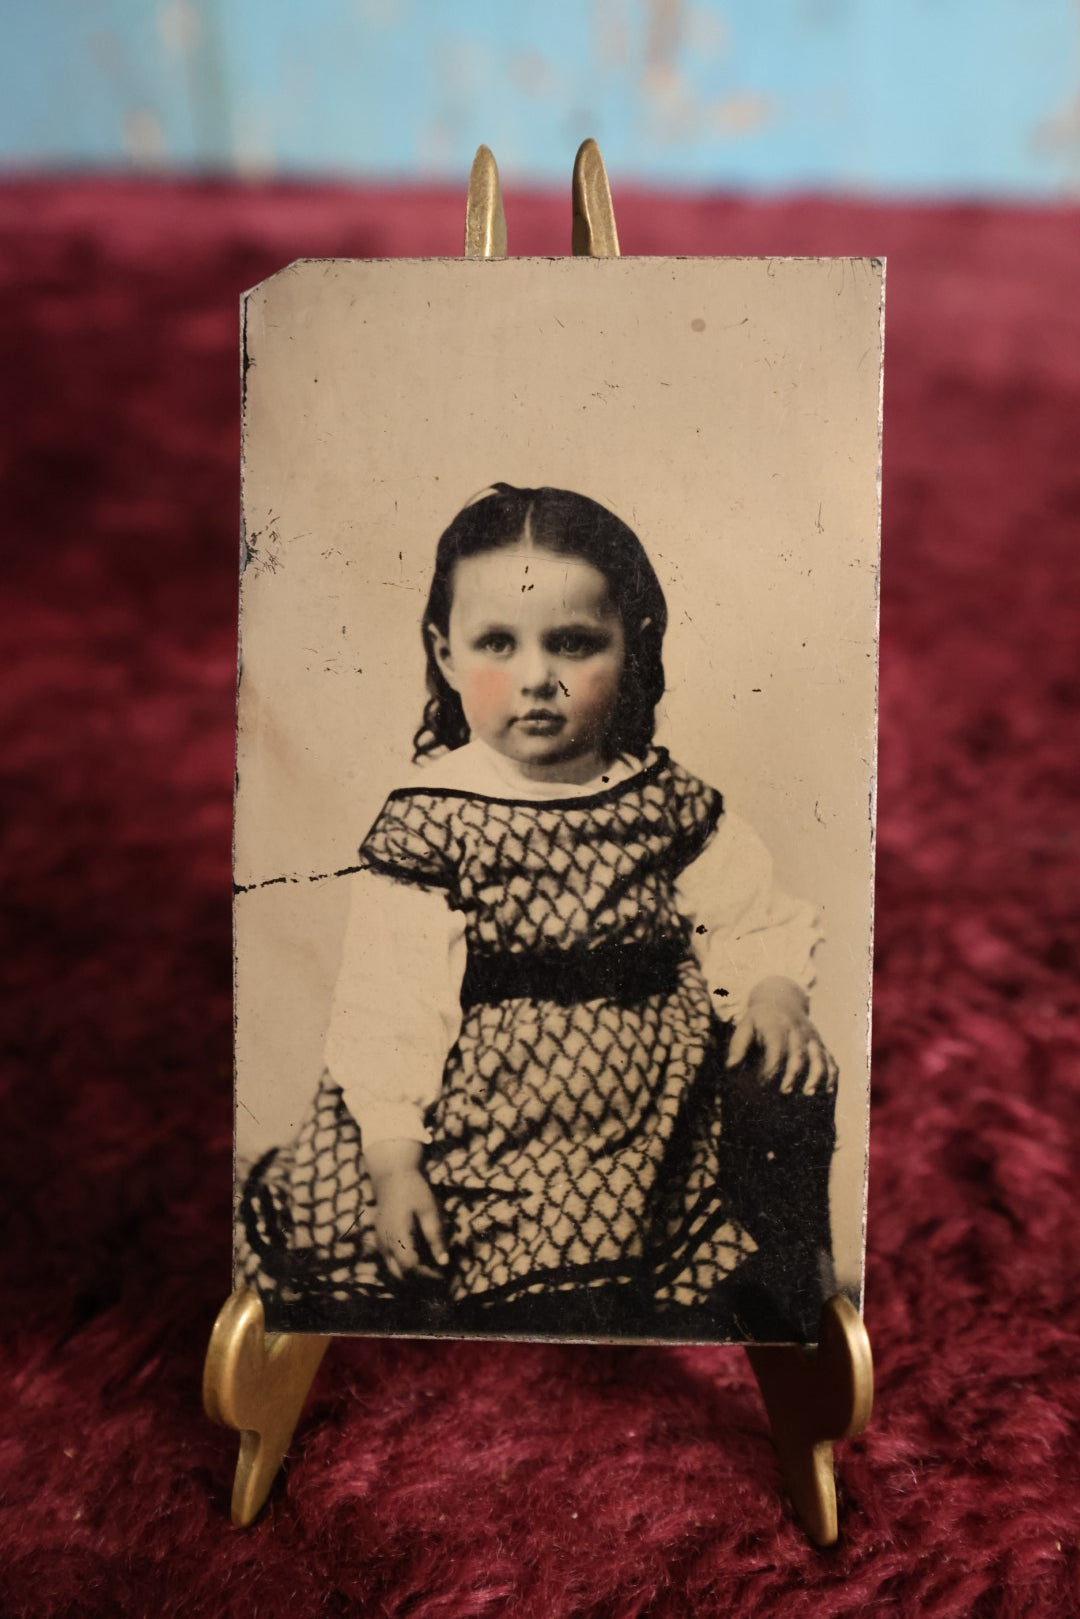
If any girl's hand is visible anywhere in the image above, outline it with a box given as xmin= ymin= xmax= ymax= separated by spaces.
xmin=365 ymin=1140 xmax=449 ymax=1283
xmin=373 ymin=1170 xmax=449 ymax=1281
xmin=725 ymin=976 xmax=838 ymax=1098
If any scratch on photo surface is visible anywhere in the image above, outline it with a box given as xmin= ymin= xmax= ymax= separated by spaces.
xmin=234 ymin=864 xmax=364 ymax=895
xmin=244 ymin=520 xmax=282 ymax=576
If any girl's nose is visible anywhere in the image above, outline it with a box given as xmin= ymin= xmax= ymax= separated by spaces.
xmin=519 ymin=647 xmax=557 ymax=697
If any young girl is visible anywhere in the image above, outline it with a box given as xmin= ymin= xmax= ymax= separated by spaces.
xmin=239 ymin=484 xmax=838 ymax=1341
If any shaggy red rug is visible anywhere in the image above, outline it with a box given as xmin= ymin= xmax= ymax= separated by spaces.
xmin=1 ymin=180 xmax=1078 ymax=1617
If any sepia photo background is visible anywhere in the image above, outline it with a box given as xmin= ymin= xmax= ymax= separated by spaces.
xmin=234 ymin=255 xmax=883 ymax=1298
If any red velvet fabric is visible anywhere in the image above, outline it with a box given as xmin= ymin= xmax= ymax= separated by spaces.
xmin=1 ymin=180 xmax=1078 ymax=1616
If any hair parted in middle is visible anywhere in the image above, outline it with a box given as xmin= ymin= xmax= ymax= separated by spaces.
xmin=413 ymin=483 xmax=668 ymax=763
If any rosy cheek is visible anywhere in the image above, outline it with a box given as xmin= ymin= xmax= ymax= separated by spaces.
xmin=574 ymin=666 xmax=620 ymax=718
xmin=461 ymin=667 xmax=513 ymax=727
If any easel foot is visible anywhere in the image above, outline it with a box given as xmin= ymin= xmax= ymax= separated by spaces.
xmin=746 ymin=1294 xmax=873 ymax=1545
xmin=203 ymin=1288 xmax=329 ymax=1526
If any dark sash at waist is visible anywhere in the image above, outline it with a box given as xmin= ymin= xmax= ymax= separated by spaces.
xmin=460 ymin=934 xmax=689 ymax=1011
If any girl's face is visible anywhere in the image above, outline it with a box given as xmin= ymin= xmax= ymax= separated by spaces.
xmin=429 ymin=543 xmax=627 ymax=783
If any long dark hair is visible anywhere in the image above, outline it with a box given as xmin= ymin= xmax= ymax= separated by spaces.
xmin=413 ymin=483 xmax=668 ymax=763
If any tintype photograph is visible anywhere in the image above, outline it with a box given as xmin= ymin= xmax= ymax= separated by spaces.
xmin=233 ymin=255 xmax=882 ymax=1344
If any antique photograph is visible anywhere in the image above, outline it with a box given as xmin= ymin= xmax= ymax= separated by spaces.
xmin=232 ymin=256 xmax=882 ymax=1345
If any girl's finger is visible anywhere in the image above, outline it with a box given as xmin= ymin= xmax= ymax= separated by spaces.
xmin=780 ymin=1029 xmax=804 ymax=1095
xmin=397 ymin=1219 xmax=443 ymax=1280
xmin=825 ymin=1052 xmax=839 ymax=1095
xmin=418 ymin=1204 xmax=450 ymax=1267
xmin=761 ymin=1021 xmax=786 ymax=1080
xmin=394 ymin=1230 xmax=423 ymax=1272
xmin=803 ymin=1040 xmax=825 ymax=1096
xmin=726 ymin=1016 xmax=754 ymax=1068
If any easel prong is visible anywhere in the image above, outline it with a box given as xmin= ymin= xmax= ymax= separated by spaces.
xmin=464 ymin=144 xmax=507 ymax=260
xmin=572 ymin=138 xmax=620 ymax=258
xmin=745 ymin=1294 xmax=873 ymax=1545
xmin=203 ymin=1287 xmax=330 ymax=1526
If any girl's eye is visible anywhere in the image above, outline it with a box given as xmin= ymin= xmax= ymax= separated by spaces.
xmin=477 ymin=632 xmax=515 ymax=655
xmin=549 ymin=630 xmax=606 ymax=658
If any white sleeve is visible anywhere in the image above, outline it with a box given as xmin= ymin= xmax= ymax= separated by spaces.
xmin=323 ymin=869 xmax=465 ymax=1146
xmin=676 ymin=810 xmax=824 ymax=1023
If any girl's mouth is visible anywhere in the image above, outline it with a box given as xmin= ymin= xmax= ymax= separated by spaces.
xmin=516 ymin=711 xmax=565 ymax=735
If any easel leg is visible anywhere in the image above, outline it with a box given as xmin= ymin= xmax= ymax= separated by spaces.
xmin=745 ymin=1294 xmax=873 ymax=1546
xmin=203 ymin=1288 xmax=330 ymax=1526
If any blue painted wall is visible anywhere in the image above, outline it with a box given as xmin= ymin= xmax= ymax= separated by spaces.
xmin=3 ymin=1 xmax=1079 ymax=195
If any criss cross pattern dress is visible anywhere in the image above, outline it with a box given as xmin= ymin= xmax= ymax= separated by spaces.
xmin=238 ymin=744 xmax=829 ymax=1337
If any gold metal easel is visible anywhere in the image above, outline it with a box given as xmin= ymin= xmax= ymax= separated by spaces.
xmin=204 ymin=139 xmax=874 ymax=1545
